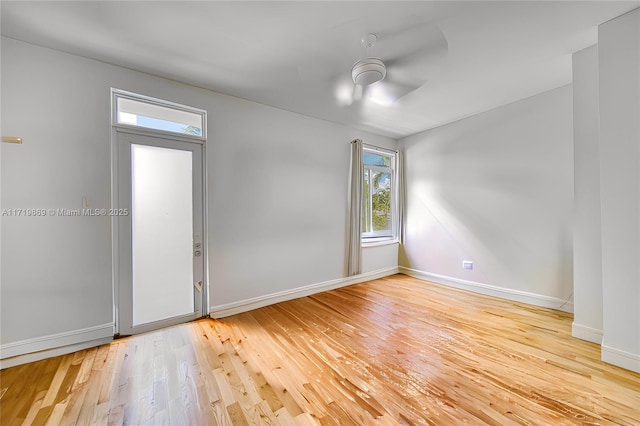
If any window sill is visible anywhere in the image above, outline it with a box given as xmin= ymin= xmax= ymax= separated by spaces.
xmin=362 ymin=238 xmax=399 ymax=248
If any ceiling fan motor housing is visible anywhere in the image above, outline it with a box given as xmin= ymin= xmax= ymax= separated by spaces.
xmin=352 ymin=58 xmax=386 ymax=86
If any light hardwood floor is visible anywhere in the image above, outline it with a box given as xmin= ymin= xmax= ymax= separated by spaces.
xmin=1 ymin=275 xmax=639 ymax=425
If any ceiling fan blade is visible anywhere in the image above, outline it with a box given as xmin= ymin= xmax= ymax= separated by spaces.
xmin=331 ymin=75 xmax=357 ymax=107
xmin=377 ymin=22 xmax=448 ymax=60
xmin=378 ymin=23 xmax=448 ymax=76
xmin=385 ymin=45 xmax=447 ymax=77
xmin=367 ymin=72 xmax=425 ymax=106
xmin=353 ymin=84 xmax=364 ymax=101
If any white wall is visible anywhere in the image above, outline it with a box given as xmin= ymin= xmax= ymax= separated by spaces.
xmin=572 ymin=45 xmax=603 ymax=344
xmin=598 ymin=8 xmax=640 ymax=372
xmin=0 ymin=37 xmax=397 ymax=362
xmin=362 ymin=243 xmax=399 ymax=274
xmin=1 ymin=39 xmax=114 ymax=349
xmin=205 ymin=98 xmax=396 ymax=310
xmin=400 ymin=86 xmax=574 ymax=310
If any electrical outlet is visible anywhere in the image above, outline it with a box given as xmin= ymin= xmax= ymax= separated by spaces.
xmin=463 ymin=260 xmax=473 ymax=270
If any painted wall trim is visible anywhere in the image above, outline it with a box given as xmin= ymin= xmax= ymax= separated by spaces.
xmin=210 ymin=267 xmax=399 ymax=318
xmin=0 ymin=323 xmax=114 ymax=368
xmin=398 ymin=267 xmax=574 ymax=313
xmin=0 ymin=337 xmax=113 ymax=370
xmin=602 ymin=343 xmax=640 ymax=374
xmin=0 ymin=323 xmax=114 ymax=360
xmin=571 ymin=322 xmax=603 ymax=345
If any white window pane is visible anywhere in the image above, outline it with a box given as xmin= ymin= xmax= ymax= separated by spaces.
xmin=117 ymin=97 xmax=203 ymax=136
xmin=119 ymin=111 xmax=137 ymax=125
xmin=131 ymin=144 xmax=194 ymax=326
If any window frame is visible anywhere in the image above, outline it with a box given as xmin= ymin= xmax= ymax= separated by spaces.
xmin=361 ymin=145 xmax=398 ymax=245
xmin=111 ymin=89 xmax=207 ymax=142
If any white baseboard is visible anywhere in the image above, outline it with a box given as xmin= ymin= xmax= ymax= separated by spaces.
xmin=571 ymin=322 xmax=603 ymax=345
xmin=0 ymin=337 xmax=113 ymax=370
xmin=210 ymin=267 xmax=399 ymax=318
xmin=602 ymin=343 xmax=640 ymax=373
xmin=398 ymin=267 xmax=574 ymax=313
xmin=0 ymin=323 xmax=114 ymax=369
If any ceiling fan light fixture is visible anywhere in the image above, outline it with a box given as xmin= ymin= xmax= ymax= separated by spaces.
xmin=351 ymin=58 xmax=386 ymax=86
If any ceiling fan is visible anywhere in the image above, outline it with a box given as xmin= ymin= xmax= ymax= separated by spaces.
xmin=301 ymin=24 xmax=448 ymax=108
xmin=348 ymin=34 xmax=388 ymax=104
xmin=350 ymin=29 xmax=446 ymax=107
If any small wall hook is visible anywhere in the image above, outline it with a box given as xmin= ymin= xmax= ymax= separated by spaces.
xmin=2 ymin=136 xmax=23 ymax=144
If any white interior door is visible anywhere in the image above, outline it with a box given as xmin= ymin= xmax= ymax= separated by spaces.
xmin=117 ymin=131 xmax=204 ymax=336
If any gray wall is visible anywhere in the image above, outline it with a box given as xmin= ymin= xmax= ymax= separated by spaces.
xmin=598 ymin=8 xmax=640 ymax=372
xmin=400 ymin=86 xmax=574 ymax=308
xmin=0 ymin=37 xmax=397 ymax=358
xmin=572 ymin=45 xmax=603 ymax=344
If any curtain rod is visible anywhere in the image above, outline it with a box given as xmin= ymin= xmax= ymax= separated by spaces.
xmin=350 ymin=139 xmax=397 ymax=154
xmin=364 ymin=143 xmax=398 ymax=155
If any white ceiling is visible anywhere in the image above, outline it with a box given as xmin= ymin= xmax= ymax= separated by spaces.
xmin=1 ymin=1 xmax=638 ymax=139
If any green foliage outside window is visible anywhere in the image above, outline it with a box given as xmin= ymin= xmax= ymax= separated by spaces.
xmin=372 ymin=187 xmax=391 ymax=230
xmin=181 ymin=125 xmax=202 ymax=136
xmin=363 ymin=170 xmax=392 ymax=232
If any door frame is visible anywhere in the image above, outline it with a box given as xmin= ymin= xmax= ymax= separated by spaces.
xmin=111 ymin=120 xmax=208 ymax=337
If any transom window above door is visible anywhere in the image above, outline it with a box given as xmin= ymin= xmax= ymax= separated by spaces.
xmin=112 ymin=89 xmax=206 ymax=140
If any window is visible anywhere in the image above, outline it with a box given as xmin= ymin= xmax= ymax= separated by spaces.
xmin=362 ymin=147 xmax=397 ymax=241
xmin=112 ymin=89 xmax=206 ymax=140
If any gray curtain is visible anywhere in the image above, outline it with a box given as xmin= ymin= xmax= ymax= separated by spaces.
xmin=348 ymin=139 xmax=363 ymax=276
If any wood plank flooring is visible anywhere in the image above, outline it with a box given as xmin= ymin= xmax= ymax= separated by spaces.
xmin=1 ymin=274 xmax=639 ymax=425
